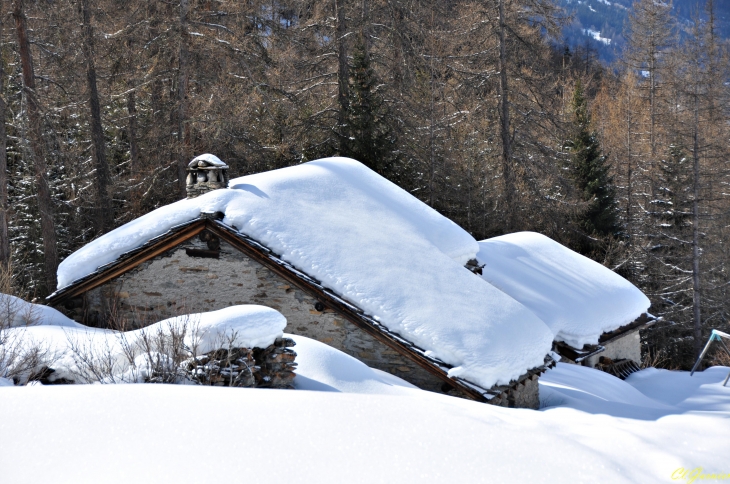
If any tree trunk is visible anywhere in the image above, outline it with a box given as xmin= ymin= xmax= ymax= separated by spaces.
xmin=429 ymin=8 xmax=435 ymax=207
xmin=649 ymin=44 xmax=655 ymax=158
xmin=625 ymin=83 xmax=632 ymax=248
xmin=361 ymin=0 xmax=369 ymax=59
xmin=80 ymin=0 xmax=112 ymax=234
xmin=127 ymin=89 xmax=140 ymax=173
xmin=498 ymin=0 xmax=515 ymax=230
xmin=691 ymin=89 xmax=702 ymax=357
xmin=13 ymin=0 xmax=58 ymax=293
xmin=336 ymin=0 xmax=348 ymax=152
xmin=0 ymin=5 xmax=9 ymax=268
xmin=177 ymin=0 xmax=191 ymax=199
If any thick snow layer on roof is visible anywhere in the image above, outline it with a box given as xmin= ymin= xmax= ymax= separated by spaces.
xmin=56 ymin=158 xmax=552 ymax=388
xmin=0 ymin=293 xmax=84 ymax=329
xmin=476 ymin=232 xmax=651 ymax=348
xmin=57 ymin=157 xmax=478 ymax=289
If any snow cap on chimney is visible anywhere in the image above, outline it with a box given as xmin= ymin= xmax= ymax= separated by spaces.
xmin=186 ymin=154 xmax=230 ymax=198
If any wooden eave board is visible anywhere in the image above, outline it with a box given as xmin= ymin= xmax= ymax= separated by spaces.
xmin=554 ymin=313 xmax=657 ymax=361
xmin=553 ymin=340 xmax=605 ymax=363
xmin=598 ymin=313 xmax=656 ymax=345
xmin=46 ymin=219 xmax=207 ymax=305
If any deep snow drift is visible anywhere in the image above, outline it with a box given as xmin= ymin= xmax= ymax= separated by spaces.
xmin=158 ymin=305 xmax=286 ymax=353
xmin=477 ymin=232 xmax=651 ymax=347
xmin=1 ymin=305 xmax=286 ymax=384
xmin=53 ymin=157 xmax=554 ymax=389
xmin=0 ymin=362 xmax=728 ymax=483
xmin=540 ymin=362 xmax=730 ymax=419
xmin=2 ymin=306 xmax=729 ymax=483
xmin=0 ymin=293 xmax=84 ymax=329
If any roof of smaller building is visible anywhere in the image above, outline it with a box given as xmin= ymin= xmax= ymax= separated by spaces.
xmin=476 ymin=232 xmax=651 ymax=348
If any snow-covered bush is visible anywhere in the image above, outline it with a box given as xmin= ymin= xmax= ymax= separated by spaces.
xmin=0 ymin=294 xmax=58 ymax=385
xmin=2 ymin=303 xmax=293 ymax=387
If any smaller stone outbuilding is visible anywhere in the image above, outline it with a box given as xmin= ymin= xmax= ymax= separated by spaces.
xmin=476 ymin=232 xmax=655 ymax=379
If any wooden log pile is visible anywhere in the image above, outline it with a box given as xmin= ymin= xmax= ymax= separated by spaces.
xmin=183 ymin=337 xmax=297 ymax=389
xmin=254 ymin=337 xmax=297 ymax=389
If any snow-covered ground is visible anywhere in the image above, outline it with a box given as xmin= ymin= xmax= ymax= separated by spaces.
xmin=1 ymin=306 xmax=729 ymax=482
xmin=1 ymin=352 xmax=728 ymax=483
xmin=1 ymin=293 xmax=85 ymax=329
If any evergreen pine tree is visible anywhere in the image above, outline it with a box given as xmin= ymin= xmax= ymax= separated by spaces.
xmin=566 ymin=80 xmax=621 ymax=245
xmin=654 ymin=144 xmax=692 ymax=233
xmin=340 ymin=37 xmax=399 ymax=178
xmin=644 ymin=143 xmax=695 ymax=365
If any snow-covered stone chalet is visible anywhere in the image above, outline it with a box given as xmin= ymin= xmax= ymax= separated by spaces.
xmin=45 ymin=156 xmax=651 ymax=406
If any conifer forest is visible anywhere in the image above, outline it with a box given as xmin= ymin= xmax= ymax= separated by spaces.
xmin=1 ymin=0 xmax=729 ymax=368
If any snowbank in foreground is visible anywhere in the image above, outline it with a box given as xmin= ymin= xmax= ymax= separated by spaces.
xmin=2 ymin=321 xmax=729 ymax=483
xmin=540 ymin=363 xmax=730 ymax=419
xmin=290 ymin=335 xmax=417 ymax=395
xmin=55 ymin=158 xmax=553 ymax=389
xmin=2 ymin=306 xmax=286 ymax=383
xmin=477 ymin=232 xmax=650 ymax=347
xmin=0 ymin=293 xmax=84 ymax=329
xmin=1 ymin=369 xmax=728 ymax=483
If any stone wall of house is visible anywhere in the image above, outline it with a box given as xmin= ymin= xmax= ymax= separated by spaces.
xmin=487 ymin=374 xmax=540 ymax=409
xmin=583 ymin=330 xmax=642 ymax=367
xmin=61 ymin=235 xmax=451 ymax=394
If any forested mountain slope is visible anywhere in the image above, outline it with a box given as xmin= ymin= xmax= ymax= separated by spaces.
xmin=1 ymin=0 xmax=729 ymax=370
xmin=557 ymin=0 xmax=730 ymax=62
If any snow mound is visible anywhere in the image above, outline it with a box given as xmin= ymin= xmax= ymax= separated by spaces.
xmin=0 ymin=293 xmax=84 ymax=329
xmin=2 ymin=307 xmax=414 ymax=393
xmin=1 ymin=373 xmax=728 ymax=483
xmin=290 ymin=334 xmax=417 ymax=394
xmin=155 ymin=305 xmax=286 ymax=353
xmin=627 ymin=366 xmax=730 ymax=414
xmin=477 ymin=232 xmax=650 ymax=347
xmin=540 ymin=363 xmax=676 ymax=419
xmin=540 ymin=362 xmax=730 ymax=419
xmin=2 ymin=305 xmax=285 ymax=384
xmin=57 ymin=158 xmax=553 ymax=389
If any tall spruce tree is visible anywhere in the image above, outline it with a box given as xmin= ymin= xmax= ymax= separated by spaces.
xmin=340 ymin=37 xmax=398 ymax=178
xmin=566 ymin=80 xmax=621 ymax=248
xmin=643 ymin=143 xmax=695 ymax=364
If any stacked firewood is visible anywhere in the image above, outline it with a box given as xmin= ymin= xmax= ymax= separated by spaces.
xmin=254 ymin=337 xmax=297 ymax=389
xmin=183 ymin=337 xmax=297 ymax=389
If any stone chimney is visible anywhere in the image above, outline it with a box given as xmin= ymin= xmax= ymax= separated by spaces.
xmin=186 ymin=154 xmax=230 ymax=198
